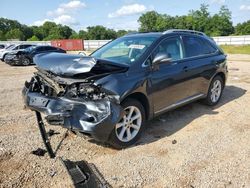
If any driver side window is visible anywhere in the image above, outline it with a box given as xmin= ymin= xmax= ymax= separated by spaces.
xmin=154 ymin=37 xmax=184 ymax=61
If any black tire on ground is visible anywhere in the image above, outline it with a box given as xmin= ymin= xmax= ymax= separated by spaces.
xmin=203 ymin=75 xmax=224 ymax=106
xmin=22 ymin=57 xmax=31 ymax=66
xmin=108 ymin=98 xmax=146 ymax=149
xmin=3 ymin=54 xmax=7 ymax=62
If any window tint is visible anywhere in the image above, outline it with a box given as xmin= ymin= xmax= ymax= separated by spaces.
xmin=36 ymin=47 xmax=45 ymax=52
xmin=19 ymin=45 xmax=31 ymax=49
xmin=154 ymin=37 xmax=183 ymax=61
xmin=44 ymin=46 xmax=56 ymax=51
xmin=202 ymin=39 xmax=218 ymax=54
xmin=183 ymin=36 xmax=217 ymax=58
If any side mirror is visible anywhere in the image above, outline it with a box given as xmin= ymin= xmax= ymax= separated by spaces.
xmin=152 ymin=52 xmax=172 ymax=65
xmin=78 ymin=51 xmax=87 ymax=56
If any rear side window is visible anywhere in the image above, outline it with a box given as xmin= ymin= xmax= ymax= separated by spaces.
xmin=183 ymin=36 xmax=217 ymax=58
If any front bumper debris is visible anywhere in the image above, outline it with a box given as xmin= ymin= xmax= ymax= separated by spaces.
xmin=4 ymin=55 xmax=19 ymax=65
xmin=22 ymin=78 xmax=122 ymax=142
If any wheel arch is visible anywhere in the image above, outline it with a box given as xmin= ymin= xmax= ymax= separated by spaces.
xmin=121 ymin=92 xmax=150 ymax=120
xmin=213 ymin=72 xmax=226 ymax=87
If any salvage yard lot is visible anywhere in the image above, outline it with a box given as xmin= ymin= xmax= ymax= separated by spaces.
xmin=0 ymin=54 xmax=249 ymax=188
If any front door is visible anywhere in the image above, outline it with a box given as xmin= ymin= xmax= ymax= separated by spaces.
xmin=149 ymin=36 xmax=194 ymax=114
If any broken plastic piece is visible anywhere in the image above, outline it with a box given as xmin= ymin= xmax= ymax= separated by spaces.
xmin=47 ymin=129 xmax=60 ymax=137
xmin=31 ymin=148 xmax=47 ymax=156
xmin=61 ymin=159 xmax=109 ymax=188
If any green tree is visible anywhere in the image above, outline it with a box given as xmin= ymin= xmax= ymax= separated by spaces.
xmin=78 ymin=30 xmax=88 ymax=39
xmin=188 ymin=4 xmax=210 ymax=32
xmin=27 ymin=35 xmax=39 ymax=41
xmin=30 ymin=26 xmax=44 ymax=40
xmin=86 ymin=26 xmax=116 ymax=40
xmin=116 ymin=30 xmax=128 ymax=37
xmin=0 ymin=30 xmax=6 ymax=40
xmin=21 ymin=25 xmax=34 ymax=40
xmin=207 ymin=6 xmax=234 ymax=36
xmin=235 ymin=20 xmax=250 ymax=35
xmin=57 ymin=25 xmax=73 ymax=39
xmin=138 ymin=11 xmax=162 ymax=32
xmin=0 ymin=18 xmax=22 ymax=34
xmin=5 ymin=28 xmax=24 ymax=40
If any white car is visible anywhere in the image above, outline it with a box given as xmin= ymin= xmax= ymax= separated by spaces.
xmin=0 ymin=44 xmax=34 ymax=61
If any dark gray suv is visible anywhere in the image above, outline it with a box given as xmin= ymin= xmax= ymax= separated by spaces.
xmin=23 ymin=30 xmax=228 ymax=149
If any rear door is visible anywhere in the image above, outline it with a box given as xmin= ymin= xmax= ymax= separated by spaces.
xmin=181 ymin=35 xmax=223 ymax=95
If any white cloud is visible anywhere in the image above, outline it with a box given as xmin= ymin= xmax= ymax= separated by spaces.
xmin=54 ymin=15 xmax=79 ymax=25
xmin=32 ymin=1 xmax=85 ymax=27
xmin=240 ymin=5 xmax=250 ymax=11
xmin=32 ymin=19 xmax=51 ymax=26
xmin=106 ymin=20 xmax=139 ymax=31
xmin=210 ymin=0 xmax=225 ymax=4
xmin=32 ymin=15 xmax=79 ymax=26
xmin=47 ymin=0 xmax=86 ymax=17
xmin=108 ymin=4 xmax=147 ymax=18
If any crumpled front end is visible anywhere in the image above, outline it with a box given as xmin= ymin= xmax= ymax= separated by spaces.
xmin=22 ymin=71 xmax=122 ymax=142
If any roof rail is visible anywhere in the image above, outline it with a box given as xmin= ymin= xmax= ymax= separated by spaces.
xmin=163 ymin=29 xmax=207 ymax=36
xmin=125 ymin=31 xmax=139 ymax=36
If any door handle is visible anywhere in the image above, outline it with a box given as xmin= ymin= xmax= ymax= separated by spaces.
xmin=183 ymin=66 xmax=188 ymax=72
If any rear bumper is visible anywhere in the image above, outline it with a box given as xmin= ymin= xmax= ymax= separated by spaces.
xmin=22 ymin=85 xmax=122 ymax=142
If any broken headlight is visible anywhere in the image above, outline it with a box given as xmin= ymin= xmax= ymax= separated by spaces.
xmin=80 ymin=100 xmax=111 ymax=126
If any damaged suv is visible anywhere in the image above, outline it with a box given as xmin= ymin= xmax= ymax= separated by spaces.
xmin=23 ymin=30 xmax=227 ymax=148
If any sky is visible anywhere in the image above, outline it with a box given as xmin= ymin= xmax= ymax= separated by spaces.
xmin=0 ymin=0 xmax=250 ymax=31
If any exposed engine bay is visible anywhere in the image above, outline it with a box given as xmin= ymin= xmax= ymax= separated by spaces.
xmin=23 ymin=54 xmax=124 ymax=143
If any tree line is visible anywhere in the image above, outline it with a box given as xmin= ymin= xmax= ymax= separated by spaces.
xmin=0 ymin=4 xmax=249 ymax=41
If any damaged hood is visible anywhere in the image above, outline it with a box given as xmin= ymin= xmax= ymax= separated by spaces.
xmin=34 ymin=53 xmax=97 ymax=76
xmin=34 ymin=53 xmax=128 ymax=77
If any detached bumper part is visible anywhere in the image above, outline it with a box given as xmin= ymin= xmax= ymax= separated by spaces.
xmin=23 ymin=86 xmax=122 ymax=142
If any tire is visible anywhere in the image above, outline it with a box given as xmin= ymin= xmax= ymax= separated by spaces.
xmin=108 ymin=98 xmax=146 ymax=149
xmin=22 ymin=57 xmax=31 ymax=66
xmin=204 ymin=76 xmax=224 ymax=106
xmin=2 ymin=54 xmax=7 ymax=62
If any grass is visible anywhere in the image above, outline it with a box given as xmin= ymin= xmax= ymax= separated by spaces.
xmin=220 ymin=45 xmax=250 ymax=54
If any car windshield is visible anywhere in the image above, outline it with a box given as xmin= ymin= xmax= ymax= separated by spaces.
xmin=6 ymin=45 xmax=15 ymax=49
xmin=91 ymin=36 xmax=158 ymax=65
xmin=25 ymin=46 xmax=37 ymax=52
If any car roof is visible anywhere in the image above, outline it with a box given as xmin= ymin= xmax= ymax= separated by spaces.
xmin=122 ymin=29 xmax=210 ymax=40
xmin=123 ymin=32 xmax=163 ymax=38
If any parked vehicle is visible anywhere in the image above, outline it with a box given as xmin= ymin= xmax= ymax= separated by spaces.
xmin=23 ymin=30 xmax=228 ymax=148
xmin=0 ymin=44 xmax=34 ymax=61
xmin=0 ymin=44 xmax=6 ymax=49
xmin=4 ymin=45 xmax=66 ymax=66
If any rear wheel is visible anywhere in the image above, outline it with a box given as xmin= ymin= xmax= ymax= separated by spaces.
xmin=204 ymin=76 xmax=224 ymax=106
xmin=108 ymin=99 xmax=145 ymax=149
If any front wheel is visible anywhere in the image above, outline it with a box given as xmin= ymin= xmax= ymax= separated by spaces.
xmin=108 ymin=99 xmax=145 ymax=149
xmin=204 ymin=76 xmax=224 ymax=106
xmin=22 ymin=57 xmax=31 ymax=66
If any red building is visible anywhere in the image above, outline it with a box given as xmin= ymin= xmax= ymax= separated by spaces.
xmin=51 ymin=39 xmax=84 ymax=51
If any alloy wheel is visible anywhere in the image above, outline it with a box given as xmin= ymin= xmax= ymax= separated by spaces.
xmin=115 ymin=106 xmax=142 ymax=142
xmin=210 ymin=80 xmax=222 ymax=103
xmin=22 ymin=58 xmax=30 ymax=66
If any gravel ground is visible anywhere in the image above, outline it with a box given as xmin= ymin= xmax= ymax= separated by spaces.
xmin=0 ymin=54 xmax=249 ymax=188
